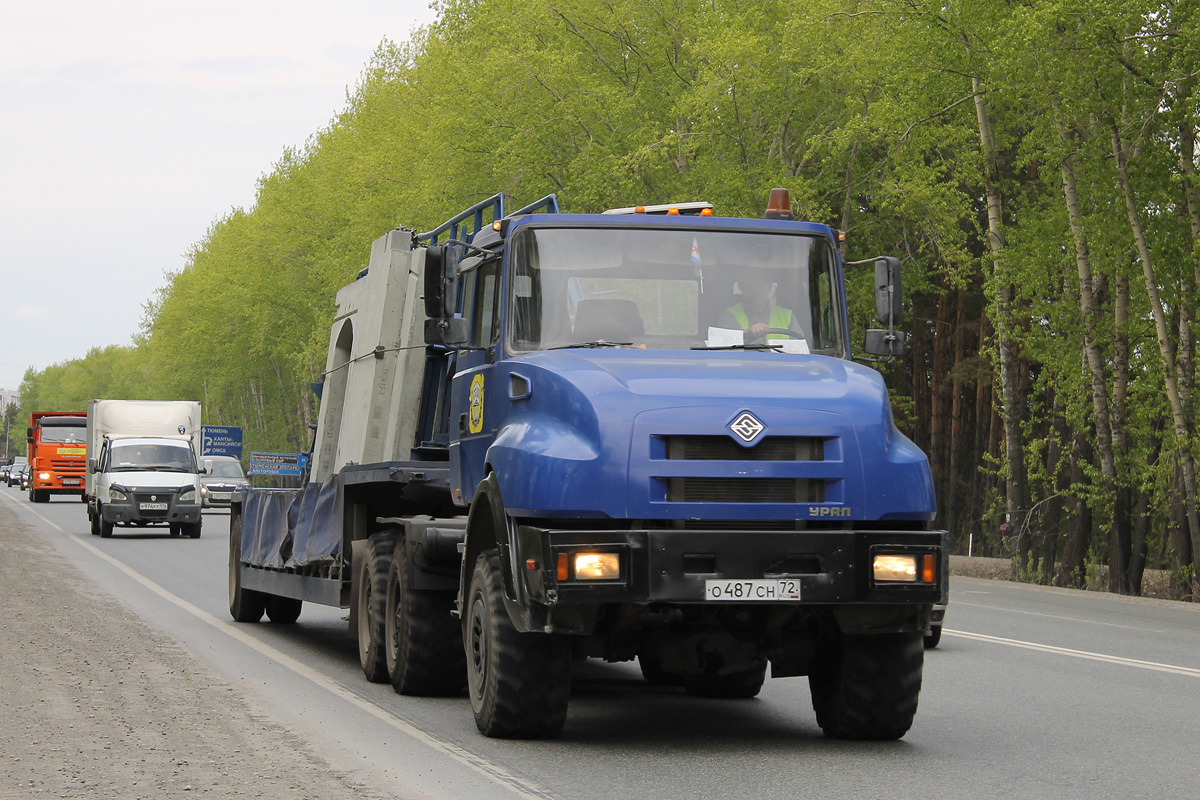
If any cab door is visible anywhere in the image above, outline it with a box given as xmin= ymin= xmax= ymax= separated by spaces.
xmin=449 ymin=257 xmax=504 ymax=501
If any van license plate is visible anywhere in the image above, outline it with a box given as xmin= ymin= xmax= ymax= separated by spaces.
xmin=704 ymin=579 xmax=801 ymax=601
xmin=140 ymin=502 xmax=168 ymax=511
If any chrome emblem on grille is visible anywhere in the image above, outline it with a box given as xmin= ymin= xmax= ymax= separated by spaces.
xmin=729 ymin=412 xmax=766 ymax=443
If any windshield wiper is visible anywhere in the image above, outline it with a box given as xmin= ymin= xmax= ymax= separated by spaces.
xmin=549 ymin=340 xmax=634 ymax=350
xmin=691 ymin=343 xmax=783 ymax=351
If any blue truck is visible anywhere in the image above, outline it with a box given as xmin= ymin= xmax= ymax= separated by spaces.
xmin=228 ymin=190 xmax=948 ymax=740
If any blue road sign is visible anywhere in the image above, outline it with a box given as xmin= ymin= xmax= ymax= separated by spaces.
xmin=202 ymin=426 xmax=243 ymax=458
xmin=248 ymin=452 xmax=309 ymax=476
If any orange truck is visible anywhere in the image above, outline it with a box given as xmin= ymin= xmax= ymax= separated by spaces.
xmin=27 ymin=412 xmax=88 ymax=503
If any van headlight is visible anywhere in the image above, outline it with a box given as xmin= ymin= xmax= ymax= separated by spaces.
xmin=179 ymin=489 xmax=197 ymax=503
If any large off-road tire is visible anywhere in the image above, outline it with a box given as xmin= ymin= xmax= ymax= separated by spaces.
xmin=809 ymin=630 xmax=924 ymax=741
xmin=684 ymin=658 xmax=768 ymax=699
xmin=357 ymin=530 xmax=397 ymax=683
xmin=228 ymin=514 xmax=267 ymax=622
xmin=464 ymin=550 xmax=571 ymax=738
xmin=265 ymin=595 xmax=303 ymax=624
xmin=386 ymin=536 xmax=465 ymax=696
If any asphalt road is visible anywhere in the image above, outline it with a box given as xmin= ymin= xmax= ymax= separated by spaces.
xmin=5 ymin=488 xmax=1200 ymax=800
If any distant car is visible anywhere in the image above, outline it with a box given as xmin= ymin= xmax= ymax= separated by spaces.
xmin=925 ymin=602 xmax=947 ymax=649
xmin=19 ymin=466 xmax=31 ymax=491
xmin=0 ymin=465 xmax=10 ymax=482
xmin=7 ymin=464 xmax=28 ymax=488
xmin=199 ymin=456 xmax=249 ymax=508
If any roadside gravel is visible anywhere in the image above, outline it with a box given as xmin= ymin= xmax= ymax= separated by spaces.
xmin=0 ymin=498 xmax=393 ymax=800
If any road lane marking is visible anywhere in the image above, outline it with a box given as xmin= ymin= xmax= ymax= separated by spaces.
xmin=951 ymin=600 xmax=1165 ymax=633
xmin=17 ymin=502 xmax=552 ymax=800
xmin=945 ymin=630 xmax=1200 ymax=677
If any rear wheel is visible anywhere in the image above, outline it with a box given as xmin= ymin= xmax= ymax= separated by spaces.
xmin=357 ymin=530 xmax=396 ymax=683
xmin=809 ymin=631 xmax=924 ymax=741
xmin=465 ymin=550 xmax=571 ymax=738
xmin=184 ymin=521 xmax=202 ymax=539
xmin=386 ymin=536 xmax=465 ymax=696
xmin=89 ymin=508 xmax=101 ymax=536
xmin=265 ymin=595 xmax=303 ymax=624
xmin=228 ymin=514 xmax=266 ymax=622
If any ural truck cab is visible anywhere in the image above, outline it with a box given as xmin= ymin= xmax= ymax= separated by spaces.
xmin=229 ymin=190 xmax=946 ymax=742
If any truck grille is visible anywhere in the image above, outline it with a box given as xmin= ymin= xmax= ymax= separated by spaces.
xmin=662 ymin=435 xmax=825 ymax=461
xmin=666 ymin=477 xmax=826 ymax=503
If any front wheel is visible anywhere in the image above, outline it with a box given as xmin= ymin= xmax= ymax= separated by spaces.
xmin=809 ymin=631 xmax=924 ymax=741
xmin=465 ymin=550 xmax=571 ymax=738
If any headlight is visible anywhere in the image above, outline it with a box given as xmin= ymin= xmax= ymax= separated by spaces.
xmin=110 ymin=489 xmax=128 ymax=501
xmin=873 ymin=553 xmax=936 ymax=583
xmin=179 ymin=489 xmax=197 ymax=503
xmin=571 ymin=552 xmax=622 ymax=581
xmin=38 ymin=472 xmax=51 ymax=480
xmin=200 ymin=485 xmax=209 ymax=496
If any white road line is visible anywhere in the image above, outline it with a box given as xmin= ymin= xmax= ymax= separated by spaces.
xmin=945 ymin=629 xmax=1200 ymax=677
xmin=951 ymin=600 xmax=1164 ymax=633
xmin=18 ymin=503 xmax=552 ymax=800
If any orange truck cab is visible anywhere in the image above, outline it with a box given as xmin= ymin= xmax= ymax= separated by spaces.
xmin=28 ymin=412 xmax=88 ymax=503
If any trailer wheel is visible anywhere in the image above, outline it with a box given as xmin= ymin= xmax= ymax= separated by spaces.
xmin=808 ymin=630 xmax=923 ymax=740
xmin=265 ymin=595 xmax=303 ymax=624
xmin=228 ymin=514 xmax=266 ymax=622
xmin=684 ymin=658 xmax=768 ymax=699
xmin=386 ymin=537 xmax=465 ymax=696
xmin=465 ymin=550 xmax=571 ymax=738
xmin=357 ymin=530 xmax=396 ymax=683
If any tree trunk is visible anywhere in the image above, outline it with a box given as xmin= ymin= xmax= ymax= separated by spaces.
xmin=973 ymin=79 xmax=1027 ymax=537
xmin=1112 ymin=124 xmax=1200 ymax=598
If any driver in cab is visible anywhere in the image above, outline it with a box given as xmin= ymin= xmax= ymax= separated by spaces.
xmin=716 ymin=271 xmax=805 ymax=342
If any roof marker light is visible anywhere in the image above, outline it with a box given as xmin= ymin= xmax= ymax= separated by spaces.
xmin=764 ymin=188 xmax=794 ymax=220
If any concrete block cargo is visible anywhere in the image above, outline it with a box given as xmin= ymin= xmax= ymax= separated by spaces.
xmin=227 ymin=189 xmax=948 ymax=740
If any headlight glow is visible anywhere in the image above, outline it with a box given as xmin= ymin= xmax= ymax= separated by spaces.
xmin=573 ymin=553 xmax=621 ymax=581
xmin=873 ymin=554 xmax=918 ymax=582
xmin=38 ymin=472 xmax=51 ymax=480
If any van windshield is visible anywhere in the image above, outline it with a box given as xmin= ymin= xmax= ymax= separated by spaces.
xmin=110 ymin=442 xmax=196 ymax=473
xmin=506 ymin=227 xmax=843 ymax=355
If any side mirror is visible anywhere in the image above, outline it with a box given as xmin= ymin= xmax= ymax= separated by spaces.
xmin=423 ymin=245 xmax=453 ymax=319
xmin=88 ymin=458 xmax=97 ymax=473
xmin=424 ymin=316 xmax=469 ymax=347
xmin=874 ymin=257 xmax=903 ymax=325
xmin=864 ymin=329 xmax=907 ymax=356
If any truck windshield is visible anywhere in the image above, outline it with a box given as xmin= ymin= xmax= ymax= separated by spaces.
xmin=507 ymin=227 xmax=844 ymax=355
xmin=110 ymin=443 xmax=195 ymax=472
xmin=40 ymin=423 xmax=87 ymax=444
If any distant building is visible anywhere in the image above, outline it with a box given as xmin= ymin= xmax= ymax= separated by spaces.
xmin=0 ymin=388 xmax=19 ymax=410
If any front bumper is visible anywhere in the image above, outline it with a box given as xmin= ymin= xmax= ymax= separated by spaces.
xmin=515 ymin=526 xmax=949 ymax=606
xmin=102 ymin=499 xmax=202 ymax=525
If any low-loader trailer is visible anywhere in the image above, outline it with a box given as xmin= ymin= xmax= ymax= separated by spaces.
xmin=228 ymin=190 xmax=948 ymax=740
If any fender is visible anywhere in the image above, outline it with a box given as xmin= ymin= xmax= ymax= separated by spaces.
xmin=457 ymin=472 xmax=549 ymax=633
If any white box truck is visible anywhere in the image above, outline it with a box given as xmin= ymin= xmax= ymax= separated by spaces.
xmin=85 ymin=400 xmax=204 ymax=538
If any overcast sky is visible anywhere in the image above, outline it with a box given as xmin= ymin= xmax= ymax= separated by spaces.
xmin=0 ymin=1 xmax=440 ymax=390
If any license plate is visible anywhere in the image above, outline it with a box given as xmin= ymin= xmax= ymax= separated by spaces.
xmin=139 ymin=502 xmax=168 ymax=511
xmin=62 ymin=479 xmax=80 ymax=486
xmin=704 ymin=578 xmax=801 ymax=601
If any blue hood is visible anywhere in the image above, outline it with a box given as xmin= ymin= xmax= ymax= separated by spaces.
xmin=483 ymin=349 xmax=935 ymax=523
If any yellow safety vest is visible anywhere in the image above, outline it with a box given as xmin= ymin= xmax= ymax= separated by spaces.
xmin=729 ymin=304 xmax=793 ymax=341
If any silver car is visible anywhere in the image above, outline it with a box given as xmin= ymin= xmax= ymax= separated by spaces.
xmin=199 ymin=456 xmax=249 ymax=508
